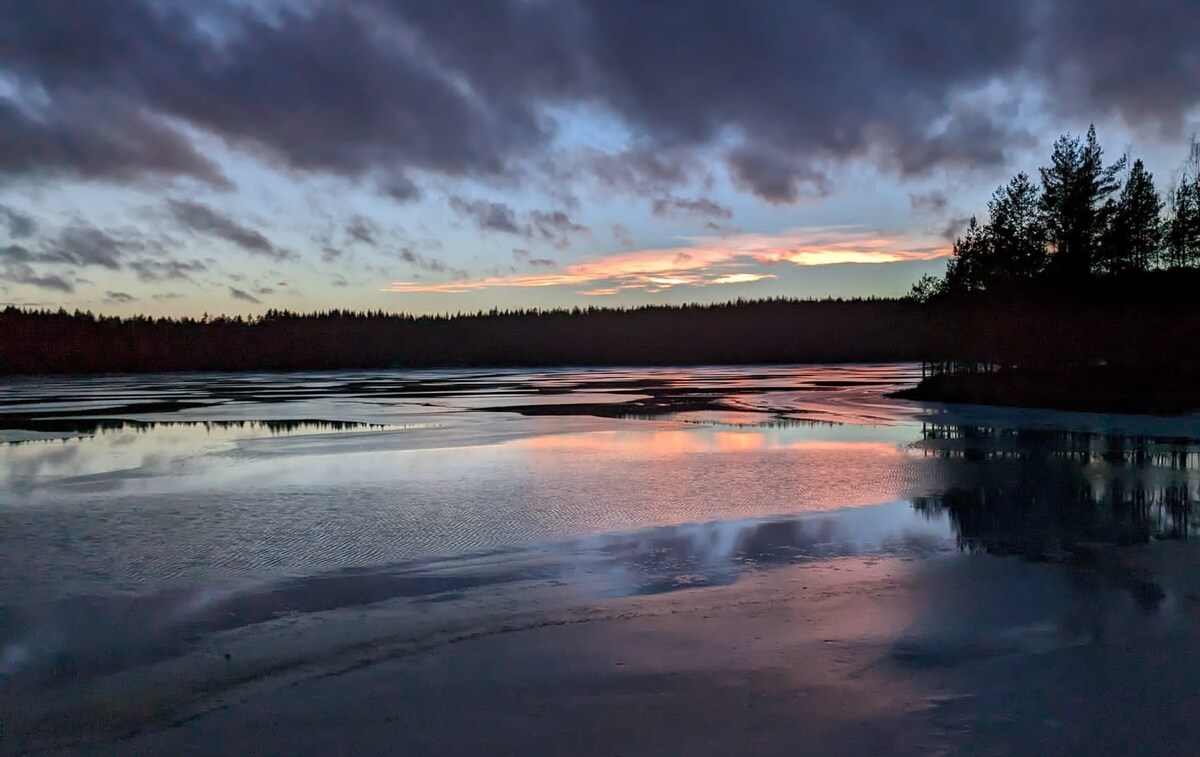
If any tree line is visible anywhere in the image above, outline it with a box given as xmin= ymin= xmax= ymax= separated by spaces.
xmin=0 ymin=299 xmax=936 ymax=374
xmin=912 ymin=126 xmax=1200 ymax=299
xmin=5 ymin=283 xmax=1200 ymax=376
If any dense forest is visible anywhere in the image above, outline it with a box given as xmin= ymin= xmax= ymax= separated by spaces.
xmin=0 ymin=298 xmax=930 ymax=374
xmin=3 ymin=281 xmax=1200 ymax=378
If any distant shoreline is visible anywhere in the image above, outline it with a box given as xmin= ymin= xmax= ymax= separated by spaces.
xmin=6 ymin=286 xmax=1200 ymax=410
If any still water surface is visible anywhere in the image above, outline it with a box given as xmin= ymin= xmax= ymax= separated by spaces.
xmin=2 ymin=364 xmax=1199 ymax=684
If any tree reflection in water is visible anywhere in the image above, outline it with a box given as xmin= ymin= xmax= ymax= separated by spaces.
xmin=912 ymin=423 xmax=1199 ymax=556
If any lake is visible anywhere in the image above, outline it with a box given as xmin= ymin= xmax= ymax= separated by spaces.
xmin=4 ymin=364 xmax=1200 ymax=752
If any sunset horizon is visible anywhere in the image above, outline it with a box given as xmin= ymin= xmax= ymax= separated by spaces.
xmin=5 ymin=2 xmax=1199 ymax=317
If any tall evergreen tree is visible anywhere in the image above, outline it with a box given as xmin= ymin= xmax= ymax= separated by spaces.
xmin=986 ymin=172 xmax=1047 ymax=280
xmin=1100 ymin=159 xmax=1163 ymax=273
xmin=1166 ymin=137 xmax=1200 ymax=268
xmin=1039 ymin=125 xmax=1126 ymax=278
xmin=943 ymin=216 xmax=989 ymax=293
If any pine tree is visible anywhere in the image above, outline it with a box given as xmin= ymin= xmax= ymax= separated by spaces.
xmin=943 ymin=216 xmax=989 ymax=293
xmin=1039 ymin=125 xmax=1126 ymax=278
xmin=1166 ymin=137 xmax=1200 ymax=268
xmin=1100 ymin=159 xmax=1162 ymax=273
xmin=987 ymin=172 xmax=1047 ymax=280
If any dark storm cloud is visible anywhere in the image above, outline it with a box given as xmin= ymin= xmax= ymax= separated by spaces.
xmin=345 ymin=215 xmax=379 ymax=246
xmin=611 ymin=224 xmax=634 ymax=248
xmin=651 ymin=197 xmax=733 ymax=220
xmin=1034 ymin=0 xmax=1200 ymax=133
xmin=727 ymin=146 xmax=833 ymax=204
xmin=450 ymin=197 xmax=586 ymax=248
xmin=527 ymin=258 xmax=557 ymax=267
xmin=892 ymin=109 xmax=1036 ymax=178
xmin=910 ymin=190 xmax=950 ymax=215
xmin=0 ymin=244 xmax=33 ymax=264
xmin=104 ymin=291 xmax=136 ymax=304
xmin=530 ymin=210 xmax=587 ymax=248
xmin=398 ymin=248 xmax=468 ymax=279
xmin=39 ymin=225 xmax=127 ymax=269
xmin=229 ymin=286 xmax=261 ymax=304
xmin=167 ymin=200 xmax=292 ymax=260
xmin=1 ymin=262 xmax=73 ymax=292
xmin=703 ymin=220 xmax=741 ymax=236
xmin=940 ymin=216 xmax=973 ymax=241
xmin=448 ymin=197 xmax=525 ymax=236
xmin=380 ymin=173 xmax=421 ymax=203
xmin=0 ymin=0 xmax=543 ymax=185
xmin=129 ymin=258 xmax=207 ymax=283
xmin=0 ymin=206 xmax=37 ymax=238
xmin=4 ymin=224 xmax=204 ymax=283
xmin=0 ymin=98 xmax=228 ymax=187
xmin=395 ymin=0 xmax=1042 ymax=193
xmin=582 ymin=147 xmax=706 ymax=196
xmin=2 ymin=0 xmax=1199 ymax=199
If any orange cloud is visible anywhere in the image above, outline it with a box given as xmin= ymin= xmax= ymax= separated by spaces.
xmin=383 ymin=226 xmax=948 ymax=295
xmin=709 ymin=272 xmax=775 ymax=285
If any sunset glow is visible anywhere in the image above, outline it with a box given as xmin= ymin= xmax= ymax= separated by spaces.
xmin=383 ymin=228 xmax=949 ymax=296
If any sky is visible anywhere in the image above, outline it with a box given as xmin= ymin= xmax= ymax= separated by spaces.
xmin=1 ymin=0 xmax=1199 ymax=317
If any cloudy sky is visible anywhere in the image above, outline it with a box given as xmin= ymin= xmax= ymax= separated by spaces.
xmin=2 ymin=0 xmax=1199 ymax=315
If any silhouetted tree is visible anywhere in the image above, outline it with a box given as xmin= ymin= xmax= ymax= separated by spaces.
xmin=1100 ymin=159 xmax=1163 ymax=273
xmin=1039 ymin=125 xmax=1126 ymax=277
xmin=986 ymin=172 xmax=1048 ymax=280
xmin=1166 ymin=137 xmax=1200 ymax=269
xmin=943 ymin=216 xmax=989 ymax=293
xmin=906 ymin=274 xmax=944 ymax=302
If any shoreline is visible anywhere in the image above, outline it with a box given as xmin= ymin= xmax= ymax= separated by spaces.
xmin=892 ymin=367 xmax=1200 ymax=416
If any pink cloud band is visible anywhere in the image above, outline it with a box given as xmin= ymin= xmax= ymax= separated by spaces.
xmin=383 ymin=227 xmax=948 ymax=295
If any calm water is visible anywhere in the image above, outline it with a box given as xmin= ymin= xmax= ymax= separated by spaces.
xmin=3 ymin=364 xmax=1200 ymax=684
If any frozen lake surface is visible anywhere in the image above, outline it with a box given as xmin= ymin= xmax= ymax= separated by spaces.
xmin=4 ymin=364 xmax=1200 ymax=746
